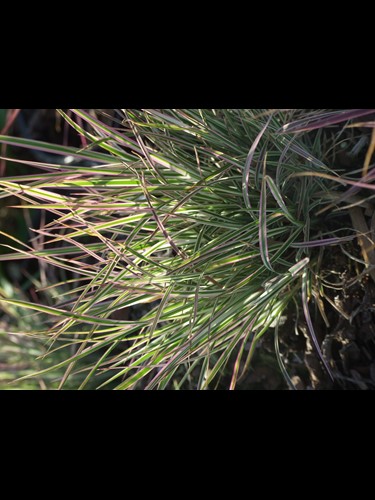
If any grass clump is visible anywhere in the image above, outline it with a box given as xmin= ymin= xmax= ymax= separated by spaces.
xmin=0 ymin=108 xmax=373 ymax=389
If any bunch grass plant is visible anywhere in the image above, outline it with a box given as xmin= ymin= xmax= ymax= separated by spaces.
xmin=1 ymin=109 xmax=374 ymax=389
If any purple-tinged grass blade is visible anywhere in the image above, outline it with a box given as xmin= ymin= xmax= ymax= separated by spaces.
xmin=266 ymin=175 xmax=301 ymax=226
xmin=69 ymin=109 xmax=142 ymax=153
xmin=346 ymin=121 xmax=375 ymax=129
xmin=242 ymin=116 xmax=272 ymax=212
xmin=259 ymin=174 xmax=273 ymax=272
xmin=288 ymin=257 xmax=310 ymax=277
xmin=0 ymin=135 xmax=119 ymax=164
xmin=230 ymin=318 xmax=257 ymax=390
xmin=291 ymin=235 xmax=357 ymax=248
xmin=0 ymin=109 xmax=21 ymax=135
xmin=274 ymin=322 xmax=297 ymax=390
xmin=294 ymin=170 xmax=375 ymax=217
xmin=301 ymin=269 xmax=334 ymax=382
xmin=280 ymin=109 xmax=375 ymax=134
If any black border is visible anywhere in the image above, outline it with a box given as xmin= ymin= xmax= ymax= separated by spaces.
xmin=3 ymin=390 xmax=370 ymax=421
xmin=1 ymin=63 xmax=372 ymax=109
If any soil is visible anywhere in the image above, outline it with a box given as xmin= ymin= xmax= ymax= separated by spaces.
xmin=5 ymin=109 xmax=375 ymax=390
